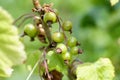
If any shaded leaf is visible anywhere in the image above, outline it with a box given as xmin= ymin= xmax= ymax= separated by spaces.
xmin=62 ymin=73 xmax=69 ymax=80
xmin=46 ymin=51 xmax=67 ymax=73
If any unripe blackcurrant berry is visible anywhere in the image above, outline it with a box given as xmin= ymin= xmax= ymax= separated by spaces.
xmin=43 ymin=12 xmax=57 ymax=23
xmin=52 ymin=32 xmax=64 ymax=43
xmin=24 ymin=24 xmax=38 ymax=38
xmin=62 ymin=52 xmax=71 ymax=61
xmin=67 ymin=36 xmax=77 ymax=47
xmin=62 ymin=21 xmax=72 ymax=31
xmin=70 ymin=46 xmax=79 ymax=55
xmin=56 ymin=43 xmax=67 ymax=54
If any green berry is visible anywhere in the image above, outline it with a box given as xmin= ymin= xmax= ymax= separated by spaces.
xmin=56 ymin=43 xmax=67 ymax=54
xmin=24 ymin=24 xmax=38 ymax=38
xmin=62 ymin=52 xmax=71 ymax=60
xmin=70 ymin=46 xmax=79 ymax=55
xmin=52 ymin=32 xmax=64 ymax=43
xmin=67 ymin=36 xmax=77 ymax=47
xmin=62 ymin=21 xmax=72 ymax=31
xmin=43 ymin=12 xmax=57 ymax=23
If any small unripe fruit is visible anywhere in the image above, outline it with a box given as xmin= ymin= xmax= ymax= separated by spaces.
xmin=56 ymin=43 xmax=67 ymax=54
xmin=52 ymin=32 xmax=64 ymax=43
xmin=24 ymin=24 xmax=38 ymax=38
xmin=62 ymin=21 xmax=72 ymax=31
xmin=43 ymin=12 xmax=57 ymax=23
xmin=67 ymin=36 xmax=77 ymax=47
xmin=62 ymin=52 xmax=71 ymax=60
xmin=70 ymin=46 xmax=79 ymax=55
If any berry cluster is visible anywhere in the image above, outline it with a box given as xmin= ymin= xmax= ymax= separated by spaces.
xmin=16 ymin=1 xmax=83 ymax=79
xmin=23 ymin=4 xmax=82 ymax=64
xmin=54 ymin=21 xmax=82 ymax=63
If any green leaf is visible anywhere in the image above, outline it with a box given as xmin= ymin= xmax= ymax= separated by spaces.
xmin=0 ymin=7 xmax=13 ymax=23
xmin=76 ymin=58 xmax=115 ymax=80
xmin=0 ymin=20 xmax=26 ymax=77
xmin=110 ymin=0 xmax=119 ymax=6
xmin=62 ymin=73 xmax=69 ymax=80
xmin=46 ymin=51 xmax=67 ymax=74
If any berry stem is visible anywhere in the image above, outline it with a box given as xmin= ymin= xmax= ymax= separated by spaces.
xmin=38 ymin=47 xmax=52 ymax=80
xmin=41 ymin=19 xmax=52 ymax=44
xmin=13 ymin=13 xmax=35 ymax=27
xmin=18 ymin=15 xmax=35 ymax=27
xmin=57 ymin=15 xmax=67 ymax=43
xmin=43 ymin=47 xmax=52 ymax=80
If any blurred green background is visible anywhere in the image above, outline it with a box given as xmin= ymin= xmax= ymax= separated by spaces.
xmin=0 ymin=0 xmax=120 ymax=80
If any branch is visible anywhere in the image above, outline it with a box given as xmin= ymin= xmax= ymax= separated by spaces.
xmin=32 ymin=0 xmax=52 ymax=44
xmin=41 ymin=20 xmax=52 ymax=44
xmin=32 ymin=0 xmax=41 ymax=9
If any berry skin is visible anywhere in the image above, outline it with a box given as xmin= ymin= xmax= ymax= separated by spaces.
xmin=56 ymin=43 xmax=67 ymax=54
xmin=70 ymin=46 xmax=79 ymax=55
xmin=62 ymin=52 xmax=71 ymax=60
xmin=67 ymin=36 xmax=77 ymax=47
xmin=52 ymin=32 xmax=64 ymax=43
xmin=24 ymin=24 xmax=38 ymax=38
xmin=43 ymin=12 xmax=57 ymax=23
xmin=62 ymin=21 xmax=72 ymax=31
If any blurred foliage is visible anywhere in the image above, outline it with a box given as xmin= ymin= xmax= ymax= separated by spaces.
xmin=0 ymin=7 xmax=26 ymax=77
xmin=0 ymin=0 xmax=120 ymax=80
xmin=110 ymin=0 xmax=119 ymax=6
